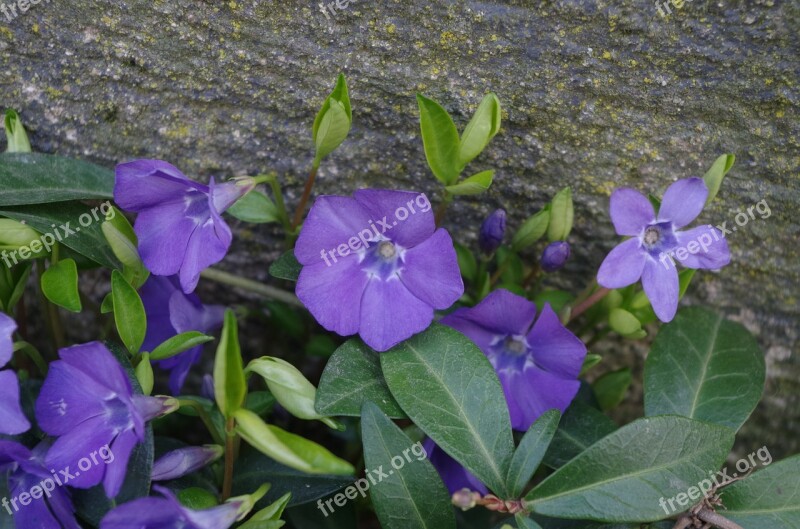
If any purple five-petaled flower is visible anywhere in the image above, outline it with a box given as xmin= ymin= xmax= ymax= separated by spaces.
xmin=597 ymin=177 xmax=730 ymax=322
xmin=100 ymin=485 xmax=241 ymax=529
xmin=0 ymin=312 xmax=30 ymax=435
xmin=0 ymin=440 xmax=81 ymax=529
xmin=114 ymin=160 xmax=254 ymax=294
xmin=140 ymin=275 xmax=225 ymax=395
xmin=35 ymin=342 xmax=177 ymax=497
xmin=442 ymin=289 xmax=586 ymax=431
xmin=295 ymin=189 xmax=463 ymax=351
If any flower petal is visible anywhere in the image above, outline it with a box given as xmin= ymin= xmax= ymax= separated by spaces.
xmin=597 ymin=238 xmax=647 ymax=289
xmin=526 ymin=304 xmax=586 ymax=378
xmin=353 ymin=189 xmax=435 ymax=248
xmin=359 ymin=278 xmax=432 ymax=351
xmin=35 ymin=362 xmax=114 ymax=435
xmin=658 ymin=177 xmax=708 ymax=228
xmin=642 ymin=257 xmax=679 ymax=322
xmin=140 ymin=276 xmax=180 ymax=352
xmin=135 ymin=199 xmax=200 ymax=277
xmin=0 ymin=313 xmax=17 ymax=367
xmin=44 ymin=415 xmax=115 ymax=489
xmin=0 ymin=371 xmax=30 ymax=435
xmin=399 ymin=229 xmax=463 ymax=309
xmin=609 ymin=188 xmax=655 ymax=236
xmin=500 ymin=366 xmax=581 ymax=431
xmin=440 ymin=310 xmax=502 ymax=355
xmin=178 ymin=204 xmax=233 ymax=293
xmin=115 ymin=160 xmax=204 ymax=211
xmin=294 ymin=195 xmax=373 ymax=265
xmin=103 ymin=430 xmax=140 ymax=498
xmin=100 ymin=497 xmax=178 ymax=529
xmin=673 ymin=225 xmax=731 ymax=270
xmin=296 ymin=258 xmax=368 ymax=337
xmin=59 ymin=342 xmax=132 ymax=397
xmin=443 ymin=289 xmax=537 ymax=337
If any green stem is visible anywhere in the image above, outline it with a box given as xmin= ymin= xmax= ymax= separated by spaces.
xmin=291 ymin=159 xmax=320 ymax=232
xmin=434 ymin=190 xmax=453 ymax=227
xmin=13 ymin=341 xmax=48 ymax=375
xmin=222 ymin=417 xmax=236 ymax=501
xmin=267 ymin=176 xmax=292 ymax=235
xmin=200 ymin=268 xmax=303 ymax=308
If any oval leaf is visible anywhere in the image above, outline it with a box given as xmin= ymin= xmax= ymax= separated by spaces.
xmin=417 ymin=94 xmax=461 ymax=185
xmin=445 ymin=169 xmax=494 ymax=195
xmin=149 ymin=331 xmax=214 ymax=361
xmin=214 ymin=309 xmax=247 ymax=418
xmin=269 ymin=250 xmax=302 ymax=282
xmin=227 ymin=190 xmax=280 ymax=224
xmin=111 ymin=269 xmax=146 ymax=354
xmin=507 ymin=409 xmax=561 ymax=497
xmin=459 ymin=93 xmax=501 ymax=167
xmin=41 ymin=258 xmax=82 ymax=312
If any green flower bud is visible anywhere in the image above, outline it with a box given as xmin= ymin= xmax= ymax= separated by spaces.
xmin=547 ymin=187 xmax=574 ymax=242
xmin=4 ymin=110 xmax=31 ymax=153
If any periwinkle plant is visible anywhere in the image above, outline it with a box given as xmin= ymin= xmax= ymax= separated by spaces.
xmin=0 ymin=81 xmax=789 ymax=529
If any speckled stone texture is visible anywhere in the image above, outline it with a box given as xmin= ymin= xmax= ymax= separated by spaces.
xmin=1 ymin=0 xmax=798 ymax=455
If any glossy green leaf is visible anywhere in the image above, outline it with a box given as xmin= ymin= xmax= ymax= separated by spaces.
xmin=720 ymin=454 xmax=800 ymax=528
xmin=381 ymin=324 xmax=515 ymax=496
xmin=135 ymin=352 xmax=154 ymax=396
xmin=270 ymin=250 xmax=302 ymax=281
xmin=102 ymin=217 xmax=149 ymax=287
xmin=361 ymin=401 xmax=455 ymax=529
xmin=4 ymin=110 xmax=31 ymax=153
xmin=547 ymin=187 xmax=573 ymax=242
xmin=41 ymin=258 xmax=82 ymax=312
xmin=0 ymin=153 xmax=113 ymax=206
xmin=592 ymin=368 xmax=632 ymax=411
xmin=542 ymin=400 xmax=617 ymax=469
xmin=507 ymin=409 xmax=561 ymax=497
xmin=644 ymin=307 xmax=765 ymax=431
xmin=512 ymin=208 xmax=550 ymax=251
xmin=445 ymin=169 xmax=494 ymax=195
xmin=316 ymin=338 xmax=405 ymax=419
xmin=111 ymin=269 xmax=146 ymax=354
xmin=702 ymin=154 xmax=735 ymax=205
xmin=525 ymin=416 xmax=734 ymax=522
xmin=238 ymin=492 xmax=291 ymax=529
xmin=459 ymin=93 xmax=501 ymax=167
xmin=227 ymin=190 xmax=280 ymax=224
xmin=214 ymin=309 xmax=247 ymax=418
xmin=149 ymin=331 xmax=214 ymax=361
xmin=417 ymin=94 xmax=461 ymax=185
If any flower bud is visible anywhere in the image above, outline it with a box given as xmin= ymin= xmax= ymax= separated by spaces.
xmin=152 ymin=445 xmax=224 ymax=481
xmin=540 ymin=241 xmax=570 ymax=272
xmin=478 ymin=209 xmax=506 ymax=254
xmin=451 ymin=488 xmax=480 ymax=511
xmin=4 ymin=110 xmax=31 ymax=153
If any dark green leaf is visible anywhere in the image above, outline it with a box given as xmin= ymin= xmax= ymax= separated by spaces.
xmin=417 ymin=94 xmax=461 ymax=185
xmin=111 ymin=269 xmax=147 ymax=354
xmin=270 ymin=250 xmax=302 ymax=282
xmin=542 ymin=400 xmax=617 ymax=469
xmin=507 ymin=409 xmax=560 ymax=497
xmin=592 ymin=368 xmax=632 ymax=411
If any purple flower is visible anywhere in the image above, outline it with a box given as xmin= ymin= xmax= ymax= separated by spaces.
xmin=35 ymin=342 xmax=177 ymax=497
xmin=597 ymin=178 xmax=730 ymax=322
xmin=100 ymin=485 xmax=240 ymax=529
xmin=478 ymin=209 xmax=506 ymax=254
xmin=114 ymin=160 xmax=254 ymax=293
xmin=442 ymin=289 xmax=586 ymax=431
xmin=295 ymin=189 xmax=463 ymax=351
xmin=0 ymin=440 xmax=80 ymax=529
xmin=140 ymin=275 xmax=225 ymax=395
xmin=0 ymin=312 xmax=30 ymax=435
xmin=541 ymin=241 xmax=570 ymax=272
xmin=151 ymin=445 xmax=223 ymax=482
xmin=423 ymin=438 xmax=487 ymax=495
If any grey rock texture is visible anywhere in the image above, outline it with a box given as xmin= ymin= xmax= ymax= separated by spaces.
xmin=1 ymin=0 xmax=798 ymax=456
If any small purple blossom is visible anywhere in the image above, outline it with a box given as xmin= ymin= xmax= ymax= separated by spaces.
xmin=114 ymin=160 xmax=254 ymax=293
xmin=0 ymin=440 xmax=80 ymax=529
xmin=0 ymin=312 xmax=30 ymax=435
xmin=100 ymin=485 xmax=241 ymax=529
xmin=423 ymin=438 xmax=487 ymax=495
xmin=478 ymin=209 xmax=506 ymax=254
xmin=140 ymin=275 xmax=225 ymax=395
xmin=35 ymin=342 xmax=177 ymax=497
xmin=442 ymin=289 xmax=586 ymax=431
xmin=597 ymin=178 xmax=730 ymax=322
xmin=295 ymin=189 xmax=463 ymax=351
xmin=541 ymin=241 xmax=570 ymax=272
xmin=151 ymin=445 xmax=223 ymax=482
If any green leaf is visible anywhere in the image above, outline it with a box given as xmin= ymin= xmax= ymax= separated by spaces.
xmin=313 ymin=74 xmax=352 ymax=139
xmin=453 ymin=241 xmax=477 ymax=282
xmin=41 ymin=258 xmax=82 ymax=312
xmin=4 ymin=110 xmax=31 ymax=153
xmin=314 ymin=100 xmax=351 ymax=161
xmin=720 ymin=454 xmax=800 ymax=528
xmin=459 ymin=93 xmax=501 ymax=167
xmin=111 ymin=269 xmax=147 ymax=354
xmin=316 ymin=338 xmax=405 ymax=419
xmin=270 ymin=250 xmax=302 ymax=281
xmin=525 ymin=416 xmax=735 ymax=522
xmin=149 ymin=331 xmax=215 ymax=361
xmin=445 ymin=169 xmax=494 ymax=195
xmin=234 ymin=409 xmax=354 ymax=475
xmin=511 ymin=208 xmax=550 ymax=251
xmin=0 ymin=202 xmax=119 ymax=268
xmin=0 ymin=262 xmax=31 ymax=312
xmin=592 ymin=368 xmax=632 ymax=411
xmin=135 ymin=352 xmax=154 ymax=395
xmin=238 ymin=492 xmax=292 ymax=529
xmin=579 ymin=354 xmax=602 ymax=377
xmin=547 ymin=187 xmax=573 ymax=242
xmin=381 ymin=324 xmax=515 ymax=496
xmin=678 ymin=268 xmax=695 ymax=298
xmin=102 ymin=217 xmax=149 ymax=288
xmin=507 ymin=409 xmax=561 ymax=497
xmin=417 ymin=94 xmax=461 ymax=185
xmin=542 ymin=400 xmax=617 ymax=469
xmin=361 ymin=401 xmax=455 ymax=529
xmin=214 ymin=309 xmax=247 ymax=418
xmin=644 ymin=307 xmax=765 ymax=431
xmin=0 ymin=153 xmax=113 ymax=206
xmin=607 ymin=308 xmax=641 ymax=337
xmin=515 ymin=514 xmax=544 ymax=529
xmin=702 ymin=154 xmax=735 ymax=205
xmin=227 ymin=190 xmax=280 ymax=224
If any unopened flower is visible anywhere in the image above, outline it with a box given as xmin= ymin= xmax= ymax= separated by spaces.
xmin=100 ymin=485 xmax=241 ymax=529
xmin=597 ymin=178 xmax=730 ymax=322
xmin=541 ymin=241 xmax=570 ymax=272
xmin=114 ymin=160 xmax=254 ymax=293
xmin=35 ymin=342 xmax=178 ymax=497
xmin=0 ymin=313 xmax=30 ymax=435
xmin=442 ymin=289 xmax=586 ymax=431
xmin=0 ymin=440 xmax=80 ymax=529
xmin=478 ymin=209 xmax=506 ymax=254
xmin=295 ymin=189 xmax=463 ymax=351
xmin=151 ymin=445 xmax=224 ymax=482
xmin=140 ymin=275 xmax=225 ymax=394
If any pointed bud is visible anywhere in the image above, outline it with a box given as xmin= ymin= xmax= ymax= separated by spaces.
xmin=540 ymin=241 xmax=570 ymax=272
xmin=227 ymin=483 xmax=271 ymax=521
xmin=151 ymin=445 xmax=224 ymax=481
xmin=133 ymin=394 xmax=180 ymax=421
xmin=211 ymin=176 xmax=257 ymax=213
xmin=4 ymin=110 xmax=31 ymax=153
xmin=478 ymin=209 xmax=506 ymax=254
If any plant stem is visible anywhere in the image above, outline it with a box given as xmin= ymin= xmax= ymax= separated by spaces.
xmin=200 ymin=268 xmax=303 ymax=308
xmin=434 ymin=190 xmax=453 ymax=227
xmin=222 ymin=417 xmax=236 ymax=501
xmin=569 ymin=287 xmax=611 ymax=321
xmin=291 ymin=161 xmax=320 ymax=231
xmin=696 ymin=509 xmax=745 ymax=529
